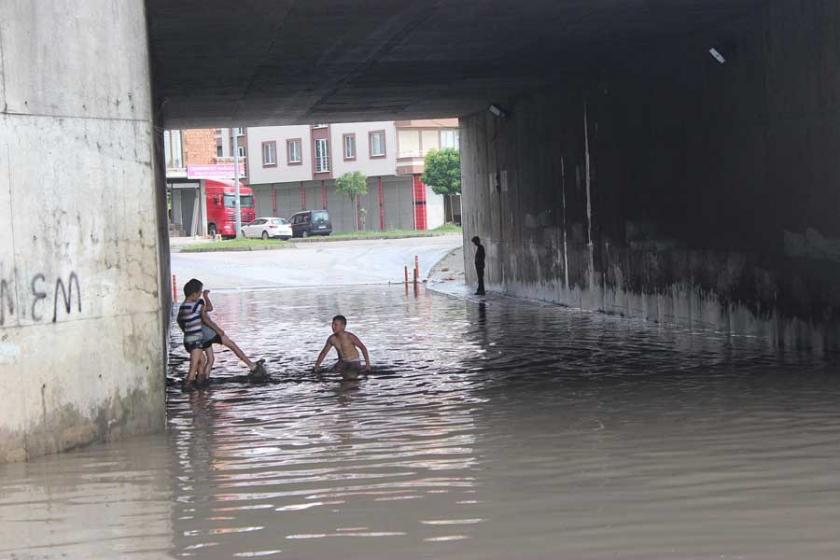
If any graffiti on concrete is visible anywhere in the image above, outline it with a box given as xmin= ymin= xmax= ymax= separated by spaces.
xmin=0 ymin=277 xmax=13 ymax=327
xmin=53 ymin=273 xmax=82 ymax=322
xmin=0 ymin=269 xmax=81 ymax=327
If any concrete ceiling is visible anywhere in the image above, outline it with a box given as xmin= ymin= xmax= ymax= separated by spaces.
xmin=148 ymin=0 xmax=766 ymax=128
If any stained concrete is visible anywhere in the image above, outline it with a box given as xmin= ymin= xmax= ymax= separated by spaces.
xmin=0 ymin=1 xmax=164 ymax=462
xmin=461 ymin=0 xmax=840 ymax=351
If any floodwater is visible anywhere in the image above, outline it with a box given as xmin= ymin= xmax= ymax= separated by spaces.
xmin=3 ymin=286 xmax=840 ymax=559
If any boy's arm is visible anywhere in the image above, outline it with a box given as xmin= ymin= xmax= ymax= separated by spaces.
xmin=202 ymin=290 xmax=214 ymax=312
xmin=350 ymin=333 xmax=371 ymax=371
xmin=313 ymin=337 xmax=334 ymax=372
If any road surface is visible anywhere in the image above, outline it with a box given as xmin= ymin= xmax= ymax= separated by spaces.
xmin=170 ymin=235 xmax=463 ymax=291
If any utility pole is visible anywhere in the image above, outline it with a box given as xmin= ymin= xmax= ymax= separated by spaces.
xmin=233 ymin=128 xmax=242 ymax=239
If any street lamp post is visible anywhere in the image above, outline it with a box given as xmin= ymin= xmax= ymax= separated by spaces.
xmin=233 ymin=128 xmax=242 ymax=239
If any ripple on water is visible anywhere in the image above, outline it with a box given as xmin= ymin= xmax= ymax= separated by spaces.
xmin=2 ymin=286 xmax=840 ymax=559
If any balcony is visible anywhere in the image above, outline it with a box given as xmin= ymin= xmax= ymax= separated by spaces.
xmin=315 ymin=154 xmax=330 ymax=173
xmin=214 ymin=155 xmax=248 ymax=165
xmin=396 ymin=154 xmax=425 ymax=176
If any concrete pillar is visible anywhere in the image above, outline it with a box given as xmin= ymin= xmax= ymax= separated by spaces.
xmin=0 ymin=1 xmax=164 ymax=462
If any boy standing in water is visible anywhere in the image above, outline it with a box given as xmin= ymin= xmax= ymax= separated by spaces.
xmin=313 ymin=315 xmax=372 ymax=380
xmin=177 ymin=278 xmax=265 ymax=389
xmin=177 ymin=279 xmax=209 ymax=389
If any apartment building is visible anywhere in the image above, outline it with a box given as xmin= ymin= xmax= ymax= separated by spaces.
xmin=395 ymin=119 xmax=461 ymax=224
xmin=246 ymin=120 xmax=459 ymax=232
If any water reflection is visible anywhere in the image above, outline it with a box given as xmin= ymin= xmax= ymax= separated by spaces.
xmin=2 ymin=286 xmax=840 ymax=559
xmin=0 ymin=436 xmax=174 ymax=559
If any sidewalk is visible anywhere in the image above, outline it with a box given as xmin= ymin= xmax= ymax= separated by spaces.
xmin=426 ymin=245 xmax=476 ymax=299
xmin=168 ymin=236 xmax=210 ymax=251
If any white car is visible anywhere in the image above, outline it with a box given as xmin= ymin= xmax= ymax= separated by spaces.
xmin=241 ymin=217 xmax=293 ymax=240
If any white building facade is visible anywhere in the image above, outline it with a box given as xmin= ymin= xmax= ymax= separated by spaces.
xmin=246 ymin=120 xmax=459 ymax=232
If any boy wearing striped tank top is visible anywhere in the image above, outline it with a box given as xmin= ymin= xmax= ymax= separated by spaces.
xmin=177 ymin=278 xmax=265 ymax=389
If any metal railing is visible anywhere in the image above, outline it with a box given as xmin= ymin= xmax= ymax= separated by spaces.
xmin=315 ymin=153 xmax=330 ymax=172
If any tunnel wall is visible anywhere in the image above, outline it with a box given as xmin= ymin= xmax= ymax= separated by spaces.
xmin=461 ymin=0 xmax=840 ymax=352
xmin=0 ymin=1 xmax=164 ymax=462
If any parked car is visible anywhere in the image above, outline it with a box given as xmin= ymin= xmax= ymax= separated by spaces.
xmin=241 ymin=217 xmax=293 ymax=240
xmin=289 ymin=210 xmax=332 ymax=238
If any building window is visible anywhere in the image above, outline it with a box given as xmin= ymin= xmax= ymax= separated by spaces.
xmin=440 ymin=129 xmax=459 ymax=150
xmin=421 ymin=129 xmax=439 ymax=154
xmin=262 ymin=141 xmax=277 ymax=167
xmin=287 ymin=139 xmax=302 ymax=165
xmin=343 ymin=134 xmax=356 ymax=160
xmin=216 ymin=142 xmax=223 ymax=157
xmin=398 ymin=129 xmax=421 ymax=158
xmin=311 ymin=123 xmax=328 ymax=129
xmin=315 ymin=138 xmax=330 ymax=172
xmin=234 ymin=127 xmax=245 ymax=136
xmin=237 ymin=145 xmax=246 ymax=158
xmin=370 ymin=130 xmax=386 ymax=158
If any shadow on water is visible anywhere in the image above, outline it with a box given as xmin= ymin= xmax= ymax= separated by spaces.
xmin=3 ymin=285 xmax=840 ymax=559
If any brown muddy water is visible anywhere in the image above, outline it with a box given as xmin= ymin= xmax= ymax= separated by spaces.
xmin=2 ymin=286 xmax=840 ymax=559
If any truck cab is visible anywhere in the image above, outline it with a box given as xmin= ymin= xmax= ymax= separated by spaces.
xmin=204 ymin=179 xmax=255 ymax=238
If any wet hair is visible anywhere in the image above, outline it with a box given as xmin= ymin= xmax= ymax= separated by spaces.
xmin=471 ymin=236 xmax=481 ymax=244
xmin=332 ymin=314 xmax=347 ymax=326
xmin=183 ymin=278 xmax=203 ymax=297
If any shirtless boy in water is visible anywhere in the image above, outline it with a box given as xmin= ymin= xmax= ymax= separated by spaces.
xmin=313 ymin=315 xmax=371 ymax=380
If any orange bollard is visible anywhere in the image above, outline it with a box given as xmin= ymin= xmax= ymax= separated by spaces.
xmin=414 ymin=255 xmax=420 ymax=279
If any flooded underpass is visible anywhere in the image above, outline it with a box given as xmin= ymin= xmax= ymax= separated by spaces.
xmin=3 ymin=286 xmax=840 ymax=559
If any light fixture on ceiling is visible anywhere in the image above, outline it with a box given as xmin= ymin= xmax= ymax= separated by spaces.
xmin=709 ymin=48 xmax=726 ymax=64
xmin=489 ymin=104 xmax=508 ymax=118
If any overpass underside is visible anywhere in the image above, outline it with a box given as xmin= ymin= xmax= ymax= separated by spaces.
xmin=2 ymin=0 xmax=839 ymax=461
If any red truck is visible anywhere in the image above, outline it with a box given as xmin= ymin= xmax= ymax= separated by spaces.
xmin=204 ymin=179 xmax=256 ymax=238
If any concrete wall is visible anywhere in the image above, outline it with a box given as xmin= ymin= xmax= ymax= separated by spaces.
xmin=0 ymin=1 xmax=164 ymax=461
xmin=461 ymin=0 xmax=840 ymax=352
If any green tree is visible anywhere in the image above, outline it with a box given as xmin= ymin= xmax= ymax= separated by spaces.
xmin=335 ymin=171 xmax=368 ymax=230
xmin=422 ymin=148 xmax=461 ymax=223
